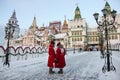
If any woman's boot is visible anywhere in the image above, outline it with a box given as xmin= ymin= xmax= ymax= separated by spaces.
xmin=58 ymin=68 xmax=63 ymax=74
xmin=49 ymin=68 xmax=55 ymax=74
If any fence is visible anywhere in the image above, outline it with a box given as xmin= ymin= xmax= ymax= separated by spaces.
xmin=0 ymin=46 xmax=48 ymax=63
xmin=110 ymin=43 xmax=120 ymax=51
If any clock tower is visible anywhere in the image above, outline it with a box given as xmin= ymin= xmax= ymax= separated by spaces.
xmin=74 ymin=6 xmax=82 ymax=20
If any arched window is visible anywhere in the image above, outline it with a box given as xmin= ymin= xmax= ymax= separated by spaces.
xmin=81 ymin=25 xmax=83 ymax=28
xmin=109 ymin=35 xmax=111 ymax=40
xmin=112 ymin=35 xmax=114 ymax=40
xmin=77 ymin=25 xmax=80 ymax=28
xmin=12 ymin=21 xmax=14 ymax=24
xmin=115 ymin=35 xmax=118 ymax=39
xmin=80 ymin=37 xmax=82 ymax=41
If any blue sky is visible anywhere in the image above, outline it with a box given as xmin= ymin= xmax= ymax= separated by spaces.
xmin=0 ymin=0 xmax=120 ymax=45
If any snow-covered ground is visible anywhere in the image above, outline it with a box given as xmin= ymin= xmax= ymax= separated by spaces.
xmin=0 ymin=51 xmax=120 ymax=80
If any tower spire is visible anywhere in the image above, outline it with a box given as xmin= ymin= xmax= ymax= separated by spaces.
xmin=63 ymin=15 xmax=68 ymax=26
xmin=6 ymin=10 xmax=20 ymax=39
xmin=104 ymin=1 xmax=111 ymax=15
xmin=74 ymin=4 xmax=82 ymax=20
xmin=29 ymin=16 xmax=38 ymax=34
xmin=32 ymin=16 xmax=37 ymax=27
xmin=11 ymin=10 xmax=16 ymax=19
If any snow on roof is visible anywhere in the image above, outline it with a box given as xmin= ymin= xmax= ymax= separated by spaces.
xmin=54 ymin=33 xmax=67 ymax=39
xmin=35 ymin=37 xmax=40 ymax=41
xmin=15 ymin=37 xmax=23 ymax=41
xmin=35 ymin=31 xmax=44 ymax=37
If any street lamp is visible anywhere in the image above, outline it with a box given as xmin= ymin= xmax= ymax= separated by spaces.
xmin=4 ymin=23 xmax=15 ymax=67
xmin=93 ymin=9 xmax=117 ymax=72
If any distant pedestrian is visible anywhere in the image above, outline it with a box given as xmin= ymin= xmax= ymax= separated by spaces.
xmin=78 ymin=47 xmax=82 ymax=52
xmin=55 ymin=42 xmax=66 ymax=74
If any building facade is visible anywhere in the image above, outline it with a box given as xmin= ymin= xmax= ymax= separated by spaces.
xmin=4 ymin=2 xmax=120 ymax=50
xmin=68 ymin=6 xmax=87 ymax=49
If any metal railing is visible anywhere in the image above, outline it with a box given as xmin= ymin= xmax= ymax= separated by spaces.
xmin=0 ymin=46 xmax=48 ymax=64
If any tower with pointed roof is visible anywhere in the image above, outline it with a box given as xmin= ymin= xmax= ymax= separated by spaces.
xmin=23 ymin=16 xmax=39 ymax=46
xmin=62 ymin=16 xmax=68 ymax=33
xmin=74 ymin=6 xmax=82 ymax=20
xmin=28 ymin=16 xmax=38 ymax=35
xmin=5 ymin=10 xmax=20 ymax=39
xmin=104 ymin=1 xmax=111 ymax=15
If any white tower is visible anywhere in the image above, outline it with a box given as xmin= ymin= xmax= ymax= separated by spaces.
xmin=6 ymin=10 xmax=20 ymax=39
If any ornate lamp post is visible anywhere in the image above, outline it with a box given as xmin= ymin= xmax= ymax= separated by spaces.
xmin=93 ymin=9 xmax=117 ymax=72
xmin=4 ymin=23 xmax=15 ymax=67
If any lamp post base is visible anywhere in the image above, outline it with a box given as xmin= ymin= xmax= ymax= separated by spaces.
xmin=3 ymin=53 xmax=10 ymax=67
xmin=102 ymin=53 xmax=116 ymax=73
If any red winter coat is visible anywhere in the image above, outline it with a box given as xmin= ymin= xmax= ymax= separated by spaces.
xmin=47 ymin=44 xmax=56 ymax=68
xmin=55 ymin=47 xmax=66 ymax=68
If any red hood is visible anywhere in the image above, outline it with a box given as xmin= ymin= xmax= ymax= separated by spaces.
xmin=49 ymin=44 xmax=54 ymax=48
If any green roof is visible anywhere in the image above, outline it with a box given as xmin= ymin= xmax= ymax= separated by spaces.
xmin=105 ymin=2 xmax=110 ymax=7
xmin=104 ymin=1 xmax=111 ymax=15
xmin=74 ymin=6 xmax=82 ymax=20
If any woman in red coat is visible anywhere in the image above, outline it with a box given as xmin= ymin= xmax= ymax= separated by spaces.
xmin=55 ymin=42 xmax=66 ymax=74
xmin=47 ymin=41 xmax=56 ymax=74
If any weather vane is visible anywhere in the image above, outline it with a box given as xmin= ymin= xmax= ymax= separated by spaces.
xmin=75 ymin=3 xmax=79 ymax=6
xmin=104 ymin=0 xmax=107 ymax=2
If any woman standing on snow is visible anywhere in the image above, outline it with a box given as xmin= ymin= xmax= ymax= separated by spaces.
xmin=55 ymin=42 xmax=66 ymax=74
xmin=47 ymin=40 xmax=56 ymax=74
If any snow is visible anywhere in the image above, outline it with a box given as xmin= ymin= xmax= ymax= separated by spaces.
xmin=54 ymin=33 xmax=67 ymax=39
xmin=0 ymin=51 xmax=120 ymax=80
